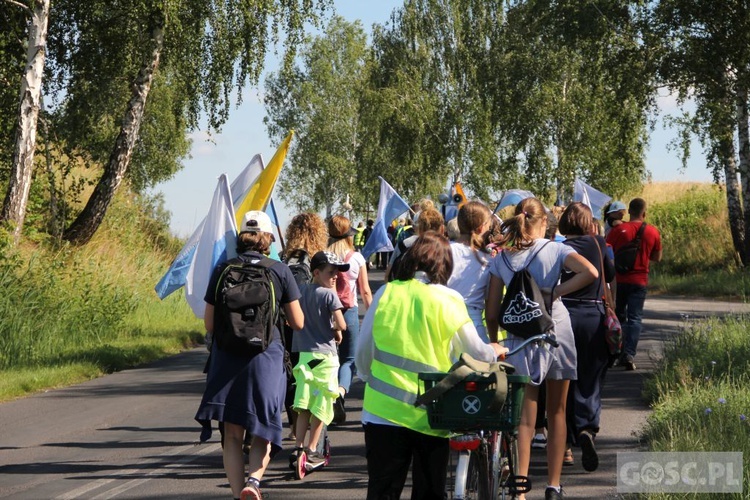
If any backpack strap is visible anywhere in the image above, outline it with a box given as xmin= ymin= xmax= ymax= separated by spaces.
xmin=633 ymin=222 xmax=647 ymax=246
xmin=502 ymin=240 xmax=551 ymax=273
xmin=343 ymin=250 xmax=355 ymax=263
xmin=414 ymin=353 xmax=513 ymax=413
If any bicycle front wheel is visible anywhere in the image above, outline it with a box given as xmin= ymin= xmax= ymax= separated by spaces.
xmin=464 ymin=441 xmax=491 ymax=500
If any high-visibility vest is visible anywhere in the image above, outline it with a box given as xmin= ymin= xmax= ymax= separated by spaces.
xmin=363 ymin=279 xmax=470 ymax=437
xmin=353 ymin=227 xmax=365 ymax=247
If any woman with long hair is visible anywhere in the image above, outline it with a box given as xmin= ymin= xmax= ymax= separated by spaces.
xmin=447 ymin=201 xmax=494 ymax=342
xmin=485 ymin=198 xmax=597 ymax=500
xmin=196 ymin=211 xmax=304 ymax=500
xmin=558 ymin=202 xmax=615 ymax=472
xmin=356 ymin=231 xmax=508 ymax=499
xmin=326 ymin=215 xmax=373 ymax=424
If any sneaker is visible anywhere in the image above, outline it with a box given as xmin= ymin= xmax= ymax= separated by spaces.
xmin=304 ymin=448 xmax=327 ymax=467
xmin=545 ymin=485 xmax=564 ymax=500
xmin=531 ymin=433 xmax=547 ymax=449
xmin=563 ymin=447 xmax=574 ymax=466
xmin=332 ymin=396 xmax=346 ymax=425
xmin=240 ymin=479 xmax=262 ymax=500
xmin=578 ymin=430 xmax=599 ymax=472
xmin=622 ymin=355 xmax=636 ymax=371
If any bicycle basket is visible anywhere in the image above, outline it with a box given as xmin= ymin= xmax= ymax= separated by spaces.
xmin=418 ymin=372 xmax=530 ymax=431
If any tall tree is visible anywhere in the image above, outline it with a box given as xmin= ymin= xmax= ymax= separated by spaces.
xmin=492 ymin=0 xmax=653 ymax=203
xmin=1 ymin=0 xmax=50 ymax=243
xmin=648 ymin=0 xmax=750 ymax=264
xmin=264 ymin=16 xmax=370 ymax=217
xmin=40 ymin=0 xmax=330 ymax=245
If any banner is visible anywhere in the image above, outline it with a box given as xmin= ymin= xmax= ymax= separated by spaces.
xmin=574 ymin=178 xmax=611 ymax=219
xmin=361 ymin=177 xmax=410 ymax=259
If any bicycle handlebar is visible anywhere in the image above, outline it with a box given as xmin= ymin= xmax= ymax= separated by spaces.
xmin=498 ymin=333 xmax=559 ymax=360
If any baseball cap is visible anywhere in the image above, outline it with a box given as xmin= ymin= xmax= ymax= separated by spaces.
xmin=607 ymin=201 xmax=627 ymax=214
xmin=241 ymin=210 xmax=276 ymax=241
xmin=310 ymin=251 xmax=350 ymax=272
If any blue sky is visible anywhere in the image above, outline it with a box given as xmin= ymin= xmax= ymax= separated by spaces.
xmin=153 ymin=0 xmax=712 ymax=237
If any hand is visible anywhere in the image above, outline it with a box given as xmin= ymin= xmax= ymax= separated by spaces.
xmin=334 ymin=330 xmax=343 ymax=344
xmin=492 ymin=342 xmax=509 ymax=360
xmin=205 ymin=331 xmax=213 ymax=352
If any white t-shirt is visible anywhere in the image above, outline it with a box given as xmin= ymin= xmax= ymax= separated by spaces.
xmin=447 ymin=242 xmax=491 ymax=309
xmin=343 ymin=251 xmax=367 ymax=301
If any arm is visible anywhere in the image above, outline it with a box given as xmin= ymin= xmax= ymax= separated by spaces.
xmin=355 ymin=286 xmax=385 ymax=382
xmin=331 ymin=308 xmax=347 ymax=332
xmin=650 ymin=247 xmax=663 ymax=263
xmin=554 ymin=253 xmax=598 ymax=300
xmin=283 ymin=300 xmax=304 ymax=331
xmin=357 ymin=264 xmax=373 ymax=310
xmin=451 ymin=321 xmax=508 ymax=362
xmin=485 ymin=274 xmax=505 ymax=343
xmin=204 ymin=303 xmax=214 ymax=333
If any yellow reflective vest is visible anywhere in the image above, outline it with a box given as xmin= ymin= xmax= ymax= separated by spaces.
xmin=363 ymin=279 xmax=470 ymax=437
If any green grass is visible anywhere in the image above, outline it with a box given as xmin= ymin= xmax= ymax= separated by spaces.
xmin=0 ymin=191 xmax=204 ymax=401
xmin=649 ymin=268 xmax=750 ymax=300
xmin=640 ymin=316 xmax=750 ymax=499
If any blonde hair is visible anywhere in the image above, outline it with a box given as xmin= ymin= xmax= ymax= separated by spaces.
xmin=327 ymin=214 xmax=354 ymax=259
xmin=415 ymin=208 xmax=444 ymax=234
xmin=499 ymin=197 xmax=547 ymax=250
xmin=445 ymin=218 xmax=460 ymax=241
xmin=283 ymin=213 xmax=328 ymax=258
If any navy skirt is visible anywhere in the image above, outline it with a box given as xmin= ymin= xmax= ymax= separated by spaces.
xmin=195 ymin=340 xmax=287 ymax=456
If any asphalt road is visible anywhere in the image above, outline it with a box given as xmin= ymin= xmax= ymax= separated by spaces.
xmin=1 ymin=271 xmax=748 ymax=499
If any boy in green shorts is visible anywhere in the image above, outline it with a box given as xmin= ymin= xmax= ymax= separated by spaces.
xmin=291 ymin=251 xmax=348 ymax=470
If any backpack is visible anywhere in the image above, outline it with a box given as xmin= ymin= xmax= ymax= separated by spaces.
xmin=284 ymin=249 xmax=312 ymax=286
xmin=499 ymin=242 xmax=555 ymax=340
xmin=614 ymin=222 xmax=647 ymax=274
xmin=386 ymin=239 xmax=410 ymax=283
xmin=335 ymin=251 xmax=356 ymax=309
xmin=213 ymin=256 xmax=279 ymax=357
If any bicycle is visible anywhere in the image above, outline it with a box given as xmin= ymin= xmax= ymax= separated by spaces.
xmin=418 ymin=332 xmax=559 ymax=500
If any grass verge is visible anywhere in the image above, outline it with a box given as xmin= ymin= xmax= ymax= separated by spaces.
xmin=641 ymin=315 xmax=750 ymax=499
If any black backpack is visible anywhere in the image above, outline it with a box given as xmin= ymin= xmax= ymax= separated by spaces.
xmin=386 ymin=239 xmax=410 ymax=283
xmin=284 ymin=249 xmax=312 ymax=286
xmin=213 ymin=256 xmax=279 ymax=357
xmin=614 ymin=222 xmax=647 ymax=274
xmin=499 ymin=242 xmax=555 ymax=340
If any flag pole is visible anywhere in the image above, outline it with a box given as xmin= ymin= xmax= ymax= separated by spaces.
xmin=269 ymin=197 xmax=286 ymax=253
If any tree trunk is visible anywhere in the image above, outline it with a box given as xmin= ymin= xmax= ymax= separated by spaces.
xmin=63 ymin=21 xmax=164 ymax=245
xmin=737 ymin=87 xmax=750 ymax=265
xmin=0 ymin=0 xmax=50 ymax=243
xmin=719 ymin=133 xmax=744 ymax=265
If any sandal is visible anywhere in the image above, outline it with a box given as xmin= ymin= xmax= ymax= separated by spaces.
xmin=563 ymin=447 xmax=574 ymax=466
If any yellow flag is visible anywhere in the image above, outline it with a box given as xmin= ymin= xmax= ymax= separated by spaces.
xmin=234 ymin=130 xmax=294 ymax=228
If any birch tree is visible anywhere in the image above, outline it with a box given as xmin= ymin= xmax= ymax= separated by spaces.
xmin=1 ymin=0 xmax=50 ymax=243
xmin=649 ymin=0 xmax=750 ymax=264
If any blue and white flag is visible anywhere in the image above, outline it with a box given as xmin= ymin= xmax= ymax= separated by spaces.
xmin=494 ymin=189 xmax=536 ymax=213
xmin=155 ymin=174 xmax=237 ymax=318
xmin=361 ymin=177 xmax=410 ymax=260
xmin=184 ymin=174 xmax=238 ymax=318
xmin=574 ymin=178 xmax=611 ymax=219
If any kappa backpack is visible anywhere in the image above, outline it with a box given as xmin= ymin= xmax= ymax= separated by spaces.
xmin=335 ymin=251 xmax=357 ymax=309
xmin=614 ymin=222 xmax=647 ymax=274
xmin=499 ymin=242 xmax=555 ymax=340
xmin=213 ymin=256 xmax=279 ymax=356
xmin=284 ymin=249 xmax=312 ymax=286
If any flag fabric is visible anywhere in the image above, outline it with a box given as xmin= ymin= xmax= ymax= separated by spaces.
xmin=574 ymin=178 xmax=611 ymax=219
xmin=234 ymin=131 xmax=294 ymax=227
xmin=442 ymin=182 xmax=467 ymax=222
xmin=361 ymin=177 xmax=410 ymax=259
xmin=154 ymin=219 xmax=206 ymax=300
xmin=183 ymin=174 xmax=238 ymax=318
xmin=494 ymin=189 xmax=536 ymax=213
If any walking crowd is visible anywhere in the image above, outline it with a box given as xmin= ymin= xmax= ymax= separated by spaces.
xmin=194 ymin=195 xmax=662 ymax=500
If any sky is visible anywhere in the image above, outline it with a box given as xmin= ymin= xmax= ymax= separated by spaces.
xmin=152 ymin=0 xmax=713 ymax=238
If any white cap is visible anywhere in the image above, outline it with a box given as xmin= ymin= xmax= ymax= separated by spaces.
xmin=241 ymin=210 xmax=276 ymax=241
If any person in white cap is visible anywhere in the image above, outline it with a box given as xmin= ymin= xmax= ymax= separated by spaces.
xmin=196 ymin=210 xmax=305 ymax=500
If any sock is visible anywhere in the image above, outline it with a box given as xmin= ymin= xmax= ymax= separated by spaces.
xmin=546 ymin=484 xmax=561 ymax=492
xmin=247 ymin=477 xmax=260 ymax=488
